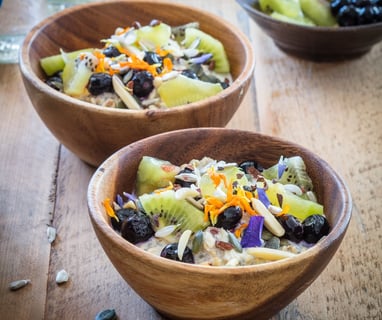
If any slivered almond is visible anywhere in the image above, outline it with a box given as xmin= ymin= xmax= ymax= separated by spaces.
xmin=246 ymin=247 xmax=296 ymax=261
xmin=251 ymin=198 xmax=285 ymax=237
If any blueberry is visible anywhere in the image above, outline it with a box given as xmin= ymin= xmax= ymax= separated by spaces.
xmin=45 ymin=75 xmax=63 ymax=91
xmin=214 ymin=206 xmax=243 ymax=230
xmin=358 ymin=6 xmax=376 ymax=23
xmin=278 ymin=214 xmax=304 ymax=243
xmin=87 ymin=73 xmax=113 ymax=95
xmin=120 ymin=212 xmax=154 ymax=244
xmin=132 ymin=71 xmax=154 ymax=97
xmin=160 ymin=243 xmax=195 ymax=263
xmin=302 ymin=214 xmax=330 ymax=244
xmin=103 ymin=46 xmax=121 ymax=58
xmin=143 ymin=51 xmax=163 ymax=65
xmin=111 ymin=208 xmax=136 ymax=231
xmin=337 ymin=5 xmax=360 ymax=25
xmin=331 ymin=0 xmax=351 ymax=15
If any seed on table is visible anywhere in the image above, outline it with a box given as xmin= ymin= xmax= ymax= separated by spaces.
xmin=9 ymin=279 xmax=31 ymax=291
xmin=56 ymin=269 xmax=69 ymax=284
xmin=95 ymin=308 xmax=117 ymax=320
xmin=47 ymin=226 xmax=57 ymax=243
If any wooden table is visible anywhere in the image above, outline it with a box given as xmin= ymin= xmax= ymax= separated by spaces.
xmin=1 ymin=0 xmax=381 ymax=319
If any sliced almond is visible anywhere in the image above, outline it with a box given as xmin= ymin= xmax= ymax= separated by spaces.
xmin=251 ymin=198 xmax=285 ymax=237
xmin=112 ymin=75 xmax=141 ymax=110
xmin=177 ymin=229 xmax=192 ymax=261
xmin=246 ymin=247 xmax=296 ymax=261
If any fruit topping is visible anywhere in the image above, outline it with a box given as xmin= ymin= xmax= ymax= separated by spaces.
xmin=214 ymin=206 xmax=243 ymax=230
xmin=302 ymin=214 xmax=330 ymax=243
xmin=160 ymin=243 xmax=195 ymax=263
xmin=120 ymin=211 xmax=154 ymax=244
xmin=87 ymin=73 xmax=114 ymax=96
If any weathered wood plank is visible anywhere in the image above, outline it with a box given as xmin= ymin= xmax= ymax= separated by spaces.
xmin=0 ymin=66 xmax=60 ymax=319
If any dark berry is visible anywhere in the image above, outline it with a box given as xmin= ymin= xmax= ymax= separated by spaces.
xmin=103 ymin=46 xmax=121 ymax=58
xmin=350 ymin=0 xmax=370 ymax=7
xmin=357 ymin=6 xmax=375 ymax=23
xmin=143 ymin=51 xmax=163 ymax=65
xmin=87 ymin=73 xmax=113 ymax=95
xmin=120 ymin=213 xmax=154 ymax=244
xmin=111 ymin=208 xmax=136 ymax=231
xmin=181 ymin=69 xmax=199 ymax=80
xmin=132 ymin=71 xmax=154 ymax=97
xmin=278 ymin=214 xmax=304 ymax=243
xmin=45 ymin=75 xmax=63 ymax=91
xmin=372 ymin=6 xmax=382 ymax=21
xmin=239 ymin=160 xmax=263 ymax=176
xmin=331 ymin=0 xmax=350 ymax=15
xmin=160 ymin=243 xmax=195 ymax=263
xmin=302 ymin=214 xmax=330 ymax=243
xmin=214 ymin=206 xmax=243 ymax=230
xmin=337 ymin=5 xmax=360 ymax=26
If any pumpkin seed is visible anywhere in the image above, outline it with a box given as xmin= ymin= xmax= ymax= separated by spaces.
xmin=9 ymin=279 xmax=31 ymax=291
xmin=95 ymin=308 xmax=117 ymax=320
xmin=56 ymin=269 xmax=69 ymax=284
xmin=47 ymin=226 xmax=57 ymax=243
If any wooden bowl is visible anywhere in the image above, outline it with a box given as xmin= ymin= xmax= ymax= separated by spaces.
xmin=19 ymin=0 xmax=254 ymax=167
xmin=87 ymin=128 xmax=352 ymax=320
xmin=237 ymin=0 xmax=382 ymax=61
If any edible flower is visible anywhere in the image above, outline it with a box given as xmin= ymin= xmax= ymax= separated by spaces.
xmin=102 ymin=198 xmax=119 ymax=222
xmin=240 ymin=215 xmax=264 ymax=248
xmin=257 ymin=187 xmax=270 ymax=208
xmin=277 ymin=156 xmax=287 ymax=179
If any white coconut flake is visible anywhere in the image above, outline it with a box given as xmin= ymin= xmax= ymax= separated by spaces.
xmin=175 ymin=187 xmax=200 ymax=200
xmin=306 ymin=191 xmax=318 ymax=202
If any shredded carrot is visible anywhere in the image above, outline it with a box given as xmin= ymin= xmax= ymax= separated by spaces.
xmin=102 ymin=198 xmax=119 ymax=221
xmin=234 ymin=223 xmax=248 ymax=238
xmin=276 ymin=204 xmax=290 ymax=217
xmin=155 ymin=46 xmax=172 ymax=57
xmin=160 ymin=57 xmax=173 ymax=75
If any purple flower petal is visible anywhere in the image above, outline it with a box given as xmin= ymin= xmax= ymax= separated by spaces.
xmin=123 ymin=191 xmax=137 ymax=202
xmin=241 ymin=216 xmax=264 ymax=248
xmin=257 ymin=187 xmax=270 ymax=208
xmin=189 ymin=53 xmax=213 ymax=64
xmin=277 ymin=156 xmax=287 ymax=180
xmin=116 ymin=194 xmax=124 ymax=208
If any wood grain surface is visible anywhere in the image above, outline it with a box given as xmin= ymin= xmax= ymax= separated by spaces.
xmin=0 ymin=0 xmax=381 ymax=319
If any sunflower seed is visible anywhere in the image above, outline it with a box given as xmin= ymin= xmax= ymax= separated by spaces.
xmin=56 ymin=269 xmax=69 ymax=284
xmin=95 ymin=308 xmax=117 ymax=320
xmin=47 ymin=226 xmax=57 ymax=244
xmin=9 ymin=279 xmax=31 ymax=291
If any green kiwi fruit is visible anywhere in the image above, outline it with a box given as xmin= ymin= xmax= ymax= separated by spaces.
xmin=40 ymin=48 xmax=93 ymax=76
xmin=135 ymin=156 xmax=180 ymax=196
xmin=270 ymin=12 xmax=315 ymax=26
xmin=136 ymin=22 xmax=172 ymax=47
xmin=62 ymin=58 xmax=93 ymax=97
xmin=183 ymin=28 xmax=230 ymax=73
xmin=259 ymin=0 xmax=304 ymax=20
xmin=139 ymin=189 xmax=209 ymax=232
xmin=265 ymin=182 xmax=323 ymax=221
xmin=261 ymin=156 xmax=314 ymax=192
xmin=300 ymin=0 xmax=336 ymax=26
xmin=157 ymin=75 xmax=223 ymax=107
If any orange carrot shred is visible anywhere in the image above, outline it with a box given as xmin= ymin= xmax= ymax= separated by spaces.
xmin=102 ymin=198 xmax=119 ymax=221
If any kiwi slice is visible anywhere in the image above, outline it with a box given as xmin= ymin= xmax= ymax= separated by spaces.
xmin=184 ymin=28 xmax=230 ymax=73
xmin=259 ymin=0 xmax=304 ymax=20
xmin=261 ymin=156 xmax=314 ymax=192
xmin=136 ymin=22 xmax=172 ymax=48
xmin=62 ymin=58 xmax=93 ymax=97
xmin=265 ymin=182 xmax=323 ymax=221
xmin=199 ymin=165 xmax=249 ymax=199
xmin=135 ymin=156 xmax=180 ymax=196
xmin=157 ymin=75 xmax=223 ymax=107
xmin=270 ymin=12 xmax=315 ymax=26
xmin=139 ymin=190 xmax=209 ymax=232
xmin=300 ymin=0 xmax=336 ymax=26
xmin=40 ymin=48 xmax=93 ymax=76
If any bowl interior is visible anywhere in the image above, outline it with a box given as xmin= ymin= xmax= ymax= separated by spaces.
xmin=87 ymin=128 xmax=352 ymax=319
xmin=237 ymin=0 xmax=382 ymax=61
xmin=27 ymin=0 xmax=251 ymax=84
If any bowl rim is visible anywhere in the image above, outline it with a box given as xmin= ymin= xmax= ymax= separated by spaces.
xmin=236 ymin=0 xmax=382 ymax=33
xmin=87 ymin=127 xmax=353 ymax=275
xmin=20 ymin=0 xmax=255 ymax=117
